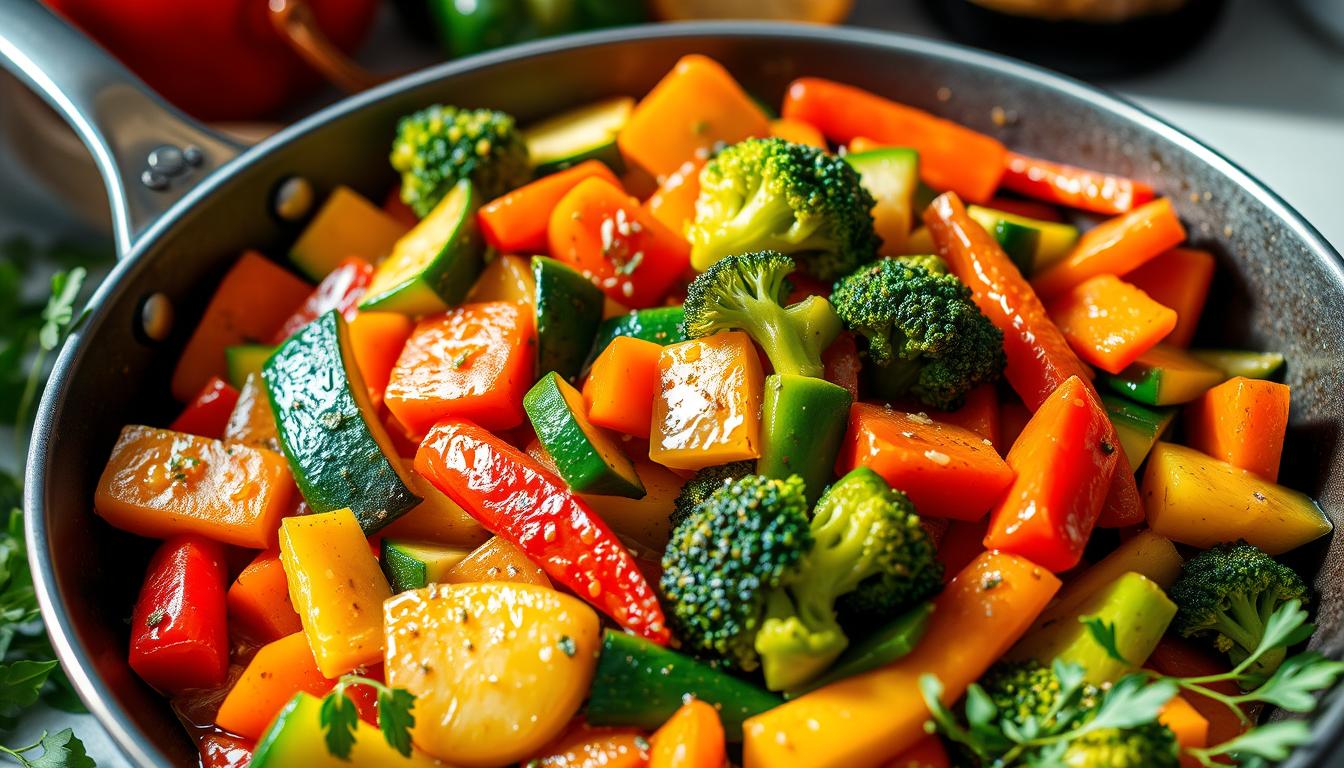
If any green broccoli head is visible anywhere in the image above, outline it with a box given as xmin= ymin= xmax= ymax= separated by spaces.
xmin=669 ymin=461 xmax=755 ymax=530
xmin=831 ymin=257 xmax=1005 ymax=410
xmin=1168 ymin=540 xmax=1308 ymax=678
xmin=1060 ymin=723 xmax=1180 ymax=768
xmin=681 ymin=251 xmax=842 ymax=379
xmin=978 ymin=660 xmax=1099 ymax=727
xmin=893 ymin=253 xmax=949 ymax=276
xmin=391 ymin=105 xmax=530 ymax=216
xmin=688 ymin=138 xmax=879 ymax=280
xmin=660 ymin=474 xmax=813 ymax=671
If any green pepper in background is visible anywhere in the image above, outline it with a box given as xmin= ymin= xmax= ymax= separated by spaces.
xmin=429 ymin=0 xmax=648 ymax=58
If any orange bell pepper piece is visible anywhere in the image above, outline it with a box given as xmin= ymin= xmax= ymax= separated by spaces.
xmin=1159 ymin=694 xmax=1210 ymax=753
xmin=348 ymin=311 xmax=414 ymax=409
xmin=1185 ymin=377 xmax=1290 ymax=482
xmin=1126 ymin=247 xmax=1215 ymax=348
xmin=644 ymin=158 xmax=705 ymax=239
xmin=478 ymin=159 xmax=620 ymax=254
xmin=443 ymin=536 xmax=552 ymax=588
xmin=527 ymin=721 xmax=651 ymax=768
xmin=1031 ymin=197 xmax=1187 ymax=298
xmin=768 ymin=117 xmax=827 ymax=149
xmin=583 ymin=336 xmax=663 ymax=439
xmin=1001 ymin=152 xmax=1155 ymax=215
xmin=215 ymin=632 xmax=331 ymax=740
xmin=1048 ymin=274 xmax=1177 ymax=374
xmin=649 ymin=699 xmax=726 ymax=768
xmin=649 ymin=332 xmax=763 ymax=471
xmin=227 ymin=550 xmax=303 ymax=643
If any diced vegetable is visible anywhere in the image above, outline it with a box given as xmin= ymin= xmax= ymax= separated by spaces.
xmin=1000 ymin=152 xmax=1155 ymax=215
xmin=643 ymin=158 xmax=705 ymax=237
xmin=548 ymin=177 xmax=691 ymax=308
xmin=1031 ymin=197 xmax=1187 ymax=298
xmin=384 ymin=301 xmax=536 ymax=434
xmin=1142 ymin=441 xmax=1331 ymax=554
xmin=533 ymin=255 xmax=605 ymax=380
xmin=1035 ymin=530 xmax=1182 ymax=629
xmin=347 ymin=310 xmax=414 ymax=408
xmin=583 ymin=336 xmax=662 ymax=439
xmin=416 ymin=420 xmax=669 ymax=642
xmin=270 ymin=256 xmax=373 ymax=343
xmin=966 ymin=204 xmax=1079 ymax=273
xmin=586 ymin=629 xmax=781 ymax=741
xmin=215 ymin=632 xmax=331 ymax=740
xmin=1102 ymin=343 xmax=1226 ymax=406
xmin=381 ymin=539 xmax=471 ymax=592
xmin=889 ymin=736 xmax=951 ymax=768
xmin=768 ymin=117 xmax=827 ymax=148
xmin=479 ymin=160 xmax=620 ymax=254
xmin=223 ymin=373 xmax=280 ymax=451
xmin=224 ymin=344 xmax=274 ymax=389
xmin=935 ymin=383 xmax=1000 ymax=445
xmin=1102 ymin=393 xmax=1176 ymax=468
xmin=758 ymin=374 xmax=852 ymax=504
xmin=380 ymin=463 xmax=492 ymax=548
xmin=227 ymin=550 xmax=303 ymax=643
xmin=525 ymin=372 xmax=645 ymax=498
xmin=288 ymin=186 xmax=408 ymax=281
xmin=128 ymin=535 xmax=229 ymax=694
xmin=837 ymin=402 xmax=1015 ymax=521
xmin=782 ymin=78 xmax=1006 ymax=203
xmin=844 ymin=147 xmax=919 ymax=256
xmin=94 ymin=425 xmax=293 ymax=548
xmin=1185 ymin=376 xmax=1290 ymax=481
xmin=1148 ymin=637 xmax=1256 ymax=747
xmin=1159 ymin=695 xmax=1210 ymax=751
xmin=526 ymin=722 xmax=650 ymax=768
xmin=1047 ymin=274 xmax=1177 ymax=374
xmin=587 ymin=306 xmax=688 ymax=369
xmin=171 ymin=251 xmax=311 ymax=401
xmin=249 ymin=692 xmax=438 ymax=768
xmin=1188 ymin=349 xmax=1285 ymax=380
xmin=649 ymin=699 xmax=726 ymax=768
xmin=1126 ymin=247 xmax=1215 ymax=348
xmin=443 ymin=536 xmax=552 ymax=587
xmin=467 ymin=254 xmax=537 ymax=308
xmin=360 ymin=179 xmax=483 ymax=315
xmin=936 ymin=518 xmax=988 ymax=584
xmin=742 ymin=551 xmax=1060 ymax=768
xmin=649 ymin=332 xmax=764 ymax=471
xmin=524 ymin=96 xmax=634 ymax=174
xmin=170 ymin=376 xmax=239 ymax=439
xmin=984 ymin=376 xmax=1117 ymax=572
xmin=786 ymin=602 xmax=934 ymax=697
xmin=265 ymin=311 xmax=421 ymax=533
xmin=383 ymin=582 xmax=600 ymax=765
xmin=278 ymin=508 xmax=392 ymax=677
xmin=617 ymin=54 xmax=769 ymax=177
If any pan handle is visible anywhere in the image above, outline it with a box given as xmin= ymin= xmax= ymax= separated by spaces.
xmin=0 ymin=1 xmax=246 ymax=257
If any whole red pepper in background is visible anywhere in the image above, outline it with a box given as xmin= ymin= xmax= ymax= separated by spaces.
xmin=415 ymin=419 xmax=670 ymax=645
xmin=169 ymin=377 xmax=239 ymax=439
xmin=129 ymin=535 xmax=230 ymax=694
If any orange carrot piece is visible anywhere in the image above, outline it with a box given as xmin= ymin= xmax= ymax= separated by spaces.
xmin=1001 ymin=152 xmax=1156 ymax=215
xmin=644 ymin=158 xmax=705 ymax=239
xmin=649 ymin=332 xmax=764 ymax=471
xmin=936 ymin=518 xmax=988 ymax=584
xmin=584 ymin=336 xmax=662 ymax=439
xmin=348 ymin=311 xmax=414 ymax=409
xmin=618 ymin=54 xmax=770 ymax=178
xmin=937 ymin=383 xmax=1000 ymax=445
xmin=782 ymin=78 xmax=1006 ymax=203
xmin=1185 ymin=377 xmax=1290 ymax=482
xmin=171 ymin=251 xmax=311 ymax=401
xmin=478 ymin=160 xmax=620 ymax=254
xmin=885 ymin=735 xmax=951 ymax=768
xmin=1126 ymin=247 xmax=1215 ymax=348
xmin=1160 ymin=694 xmax=1210 ymax=751
xmin=443 ymin=536 xmax=552 ymax=588
xmin=1031 ymin=198 xmax=1187 ymax=298
xmin=837 ymin=402 xmax=1015 ymax=521
xmin=227 ymin=550 xmax=303 ymax=643
xmin=997 ymin=396 xmax=1032 ymax=457
xmin=768 ymin=117 xmax=827 ymax=149
xmin=215 ymin=632 xmax=331 ymax=740
xmin=1048 ymin=274 xmax=1177 ymax=374
xmin=649 ymin=699 xmax=726 ymax=768
xmin=743 ymin=551 xmax=1060 ymax=768
xmin=528 ymin=721 xmax=650 ymax=768
xmin=1148 ymin=637 xmax=1256 ymax=748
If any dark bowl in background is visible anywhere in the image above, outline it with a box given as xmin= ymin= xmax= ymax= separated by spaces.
xmin=23 ymin=23 xmax=1344 ymax=767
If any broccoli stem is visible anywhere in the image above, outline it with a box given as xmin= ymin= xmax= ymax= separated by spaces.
xmin=736 ymin=295 xmax=837 ymax=379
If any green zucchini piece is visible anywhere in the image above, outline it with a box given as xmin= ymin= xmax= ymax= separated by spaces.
xmin=359 ymin=179 xmax=482 ymax=315
xmin=380 ymin=539 xmax=471 ymax=592
xmin=289 ymin=186 xmax=408 ymax=281
xmin=1101 ymin=344 xmax=1226 ymax=406
xmin=524 ymin=372 xmax=644 ymax=498
xmin=758 ymin=374 xmax=852 ymax=504
xmin=1188 ymin=349 xmax=1286 ymax=380
xmin=785 ymin=602 xmax=933 ymax=698
xmin=586 ymin=629 xmax=781 ymax=741
xmin=844 ymin=148 xmax=919 ymax=255
xmin=585 ymin=306 xmax=687 ymax=372
xmin=524 ymin=96 xmax=633 ymax=174
xmin=967 ymin=205 xmax=1080 ymax=273
xmin=264 ymin=310 xmax=420 ymax=533
xmin=533 ymin=256 xmax=605 ymax=380
xmin=1102 ymin=394 xmax=1175 ymax=468
xmin=252 ymin=692 xmax=438 ymax=767
xmin=225 ymin=344 xmax=276 ymax=390
xmin=913 ymin=181 xmax=939 ymax=214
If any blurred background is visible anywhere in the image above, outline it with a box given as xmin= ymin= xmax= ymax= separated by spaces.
xmin=0 ymin=0 xmax=1340 ymax=763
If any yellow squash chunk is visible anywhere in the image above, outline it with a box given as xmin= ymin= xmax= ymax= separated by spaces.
xmin=466 ymin=254 xmax=535 ymax=307
xmin=380 ymin=461 xmax=491 ymax=548
xmin=649 ymin=331 xmax=763 ymax=470
xmin=94 ymin=425 xmax=293 ymax=549
xmin=223 ymin=373 xmax=281 ymax=452
xmin=1035 ymin=530 xmax=1182 ymax=628
xmin=1143 ymin=441 xmax=1332 ymax=554
xmin=384 ymin=582 xmax=599 ymax=767
xmin=442 ymin=537 xmax=551 ymax=588
xmin=279 ymin=508 xmax=391 ymax=677
xmin=289 ymin=186 xmax=409 ymax=280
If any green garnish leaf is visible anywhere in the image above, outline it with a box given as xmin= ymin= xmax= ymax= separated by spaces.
xmin=320 ymin=675 xmax=418 ymax=760
xmin=377 ymin=686 xmax=416 ymax=757
xmin=318 ymin=686 xmax=360 ymax=760
xmin=1080 ymin=615 xmax=1131 ymax=666
xmin=25 ymin=728 xmax=97 ymax=768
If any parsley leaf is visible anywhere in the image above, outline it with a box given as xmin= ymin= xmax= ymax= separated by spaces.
xmin=25 ymin=728 xmax=96 ymax=768
xmin=319 ymin=675 xmax=418 ymax=760
xmin=377 ymin=687 xmax=416 ymax=757
xmin=318 ymin=687 xmax=359 ymax=760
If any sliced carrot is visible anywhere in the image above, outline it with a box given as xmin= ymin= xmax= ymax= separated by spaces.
xmin=782 ymin=78 xmax=1006 ymax=203
xmin=169 ymin=377 xmax=239 ymax=439
xmin=348 ymin=311 xmax=414 ymax=409
xmin=215 ymin=632 xmax=330 ymax=740
xmin=1001 ymin=152 xmax=1156 ymax=215
xmin=584 ymin=336 xmax=662 ymax=439
xmin=1159 ymin=694 xmax=1210 ymax=752
xmin=528 ymin=721 xmax=650 ymax=768
xmin=384 ymin=301 xmax=535 ymax=435
xmin=649 ymin=332 xmax=764 ymax=471
xmin=768 ymin=117 xmax=827 ymax=149
xmin=1096 ymin=450 xmax=1145 ymax=528
xmin=644 ymin=158 xmax=705 ymax=239
xmin=997 ymin=396 xmax=1032 ymax=457
xmin=1148 ymin=637 xmax=1256 ymax=747
xmin=478 ymin=160 xmax=620 ymax=254
xmin=837 ymin=402 xmax=1015 ymax=521
xmin=1126 ymin=247 xmax=1215 ymax=348
xmin=171 ymin=251 xmax=311 ymax=401
xmin=649 ymin=699 xmax=725 ymax=768
xmin=618 ymin=54 xmax=770 ymax=178
xmin=466 ymin=254 xmax=537 ymax=307
xmin=227 ymin=550 xmax=303 ymax=643
xmin=936 ymin=518 xmax=988 ymax=584
xmin=822 ymin=331 xmax=862 ymax=401
xmin=743 ymin=551 xmax=1060 ymax=768
xmin=1048 ymin=274 xmax=1177 ymax=375
xmin=937 ymin=383 xmax=999 ymax=445
xmin=885 ymin=735 xmax=950 ymax=768
xmin=1185 ymin=377 xmax=1290 ymax=482
xmin=1031 ymin=198 xmax=1187 ymax=298
xmin=443 ymin=536 xmax=552 ymax=588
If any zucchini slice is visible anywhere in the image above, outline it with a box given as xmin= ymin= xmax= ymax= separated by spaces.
xmin=1188 ymin=349 xmax=1286 ymax=380
xmin=264 ymin=310 xmax=421 ymax=533
xmin=967 ymin=205 xmax=1079 ymax=275
xmin=584 ymin=306 xmax=687 ymax=373
xmin=523 ymin=372 xmax=644 ymax=498
xmin=225 ymin=344 xmax=275 ymax=389
xmin=1100 ymin=344 xmax=1226 ymax=406
xmin=844 ymin=147 xmax=919 ymax=256
xmin=289 ymin=186 xmax=409 ymax=281
xmin=524 ymin=96 xmax=634 ymax=174
xmin=380 ymin=540 xmax=471 ymax=593
xmin=533 ymin=256 xmax=604 ymax=380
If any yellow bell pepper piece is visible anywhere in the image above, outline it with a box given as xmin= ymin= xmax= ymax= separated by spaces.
xmin=649 ymin=331 xmax=763 ymax=470
xmin=465 ymin=254 xmax=535 ymax=307
xmin=1034 ymin=529 xmax=1182 ymax=628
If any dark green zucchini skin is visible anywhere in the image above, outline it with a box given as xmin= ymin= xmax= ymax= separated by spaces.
xmin=523 ymin=372 xmax=645 ymax=498
xmin=533 ymin=256 xmax=605 ymax=380
xmin=264 ymin=310 xmax=420 ymax=533
xmin=757 ymin=374 xmax=853 ymax=504
xmin=583 ymin=306 xmax=687 ymax=374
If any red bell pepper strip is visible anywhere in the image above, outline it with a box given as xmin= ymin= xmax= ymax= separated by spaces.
xmin=923 ymin=191 xmax=1143 ymax=528
xmin=169 ymin=376 xmax=239 ymax=439
xmin=128 ymin=535 xmax=230 ymax=694
xmin=415 ymin=419 xmax=670 ymax=644
xmin=1001 ymin=152 xmax=1155 ymax=215
xmin=984 ymin=375 xmax=1119 ymax=572
xmin=270 ymin=256 xmax=373 ymax=343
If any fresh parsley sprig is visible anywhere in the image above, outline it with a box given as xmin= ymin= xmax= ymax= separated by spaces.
xmin=317 ymin=675 xmax=417 ymax=760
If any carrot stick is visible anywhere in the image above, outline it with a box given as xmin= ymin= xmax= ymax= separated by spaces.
xmin=1047 ymin=274 xmax=1177 ymax=375
xmin=649 ymin=699 xmax=726 ymax=768
xmin=478 ymin=159 xmax=619 ymax=254
xmin=1185 ymin=377 xmax=1290 ymax=482
xmin=1001 ymin=152 xmax=1155 ymax=215
xmin=1030 ymin=198 xmax=1187 ymax=298
xmin=1159 ymin=694 xmax=1210 ymax=751
xmin=1126 ymin=247 xmax=1215 ymax=348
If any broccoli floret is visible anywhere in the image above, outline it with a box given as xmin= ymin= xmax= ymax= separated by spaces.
xmin=670 ymin=461 xmax=755 ymax=529
xmin=893 ymin=253 xmax=949 ymax=276
xmin=391 ymin=105 xmax=530 ymax=216
xmin=687 ymin=138 xmax=879 ymax=280
xmin=830 ymin=258 xmax=1005 ymax=410
xmin=978 ymin=660 xmax=1099 ymax=726
xmin=1168 ymin=541 xmax=1308 ymax=678
xmin=680 ymin=251 xmax=841 ymax=379
xmin=1060 ymin=723 xmax=1180 ymax=768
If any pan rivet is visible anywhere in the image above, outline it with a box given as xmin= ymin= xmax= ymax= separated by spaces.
xmin=147 ymin=146 xmax=186 ymax=176
xmin=274 ymin=177 xmax=314 ymax=222
xmin=140 ymin=170 xmax=169 ymax=191
xmin=140 ymin=293 xmax=174 ymax=342
xmin=183 ymin=146 xmax=204 ymax=168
